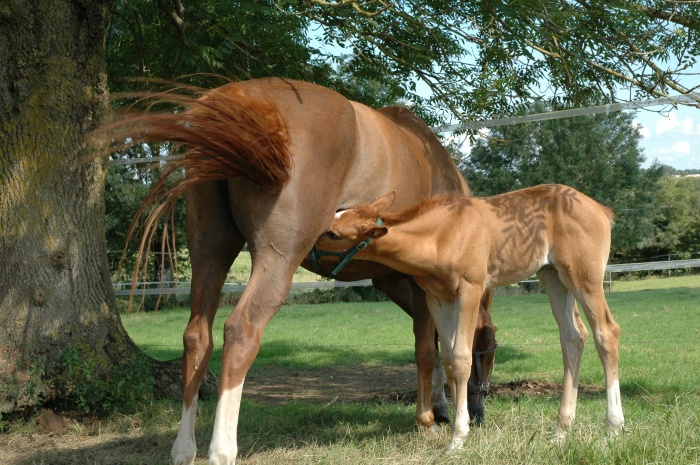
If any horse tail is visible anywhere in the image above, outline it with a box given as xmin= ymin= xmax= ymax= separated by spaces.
xmin=108 ymin=86 xmax=292 ymax=190
xmin=99 ymin=85 xmax=291 ymax=309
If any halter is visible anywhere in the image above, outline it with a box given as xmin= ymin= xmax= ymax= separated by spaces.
xmin=467 ymin=343 xmax=498 ymax=395
xmin=309 ymin=218 xmax=383 ymax=279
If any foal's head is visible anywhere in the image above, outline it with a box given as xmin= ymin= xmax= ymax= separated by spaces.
xmin=316 ymin=192 xmax=395 ymax=252
xmin=317 ymin=191 xmax=464 ymax=252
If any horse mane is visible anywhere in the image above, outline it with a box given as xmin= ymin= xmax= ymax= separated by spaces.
xmin=356 ymin=193 xmax=465 ymax=226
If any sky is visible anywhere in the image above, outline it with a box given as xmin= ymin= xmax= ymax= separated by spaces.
xmin=632 ymin=103 xmax=700 ymax=170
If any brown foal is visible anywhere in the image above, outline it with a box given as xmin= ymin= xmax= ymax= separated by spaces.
xmin=316 ymin=184 xmax=624 ymax=449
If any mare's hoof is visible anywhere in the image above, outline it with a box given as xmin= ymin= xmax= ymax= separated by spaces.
xmin=433 ymin=406 xmax=450 ymax=424
xmin=418 ymin=423 xmax=440 ymax=433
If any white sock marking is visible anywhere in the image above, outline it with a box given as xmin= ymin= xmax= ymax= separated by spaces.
xmin=209 ymin=382 xmax=244 ymax=465
xmin=172 ymin=395 xmax=198 ymax=465
xmin=606 ymin=379 xmax=625 ymax=432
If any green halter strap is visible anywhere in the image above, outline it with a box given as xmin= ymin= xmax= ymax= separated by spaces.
xmin=309 ymin=218 xmax=383 ymax=279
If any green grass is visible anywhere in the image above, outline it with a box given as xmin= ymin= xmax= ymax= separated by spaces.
xmin=6 ymin=275 xmax=700 ymax=464
xmin=611 ymin=272 xmax=700 ymax=292
xmin=123 ymin=302 xmax=416 ymax=374
xmin=119 ymin=276 xmax=700 ymax=464
xmin=229 ymin=251 xmax=319 ymax=283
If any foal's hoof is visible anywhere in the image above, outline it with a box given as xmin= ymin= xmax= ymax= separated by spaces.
xmin=606 ymin=422 xmax=625 ymax=437
xmin=550 ymin=429 xmax=568 ymax=445
xmin=446 ymin=437 xmax=465 ymax=451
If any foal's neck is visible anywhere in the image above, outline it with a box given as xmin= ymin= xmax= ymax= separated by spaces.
xmin=364 ymin=205 xmax=458 ymax=277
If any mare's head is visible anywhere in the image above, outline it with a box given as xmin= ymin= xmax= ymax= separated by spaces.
xmin=316 ymin=192 xmax=396 ymax=252
xmin=468 ymin=290 xmax=498 ymax=426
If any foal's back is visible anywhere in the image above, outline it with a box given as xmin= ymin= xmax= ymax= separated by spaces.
xmin=464 ymin=184 xmax=614 ymax=288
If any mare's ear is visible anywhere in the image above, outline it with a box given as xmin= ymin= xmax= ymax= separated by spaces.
xmin=370 ymin=191 xmax=396 ymax=213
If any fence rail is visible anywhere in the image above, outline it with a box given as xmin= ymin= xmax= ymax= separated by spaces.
xmin=113 ymin=278 xmax=373 ymax=296
xmin=113 ymin=258 xmax=700 ymax=296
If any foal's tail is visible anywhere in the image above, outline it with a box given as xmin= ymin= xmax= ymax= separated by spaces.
xmin=601 ymin=204 xmax=616 ymax=227
xmin=96 ymin=85 xmax=292 ymax=308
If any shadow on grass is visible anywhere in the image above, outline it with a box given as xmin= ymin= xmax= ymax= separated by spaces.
xmin=491 ymin=345 xmax=531 ymax=364
xmin=236 ymin=399 xmax=416 ymax=456
xmin=13 ymin=430 xmax=178 ymax=465
xmin=15 ymin=398 xmax=416 ymax=465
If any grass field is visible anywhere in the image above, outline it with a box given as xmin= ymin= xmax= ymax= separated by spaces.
xmin=228 ymin=251 xmax=320 ymax=283
xmin=4 ymin=274 xmax=699 ymax=464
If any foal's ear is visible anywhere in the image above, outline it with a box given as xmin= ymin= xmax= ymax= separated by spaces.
xmin=370 ymin=191 xmax=396 ymax=213
xmin=366 ymin=226 xmax=388 ymax=239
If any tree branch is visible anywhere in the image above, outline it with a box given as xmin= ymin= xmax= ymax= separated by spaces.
xmin=157 ymin=0 xmax=186 ymax=78
xmin=633 ymin=3 xmax=700 ymax=30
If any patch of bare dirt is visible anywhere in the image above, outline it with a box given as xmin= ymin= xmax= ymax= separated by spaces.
xmin=34 ymin=408 xmax=71 ymax=436
xmin=244 ymin=366 xmax=604 ymax=405
xmin=243 ymin=365 xmax=602 ymax=404
xmin=244 ymin=365 xmax=417 ymax=404
xmin=491 ymin=379 xmax=603 ymax=399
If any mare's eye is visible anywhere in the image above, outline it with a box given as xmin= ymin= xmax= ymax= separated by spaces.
xmin=326 ymin=231 xmax=340 ymax=241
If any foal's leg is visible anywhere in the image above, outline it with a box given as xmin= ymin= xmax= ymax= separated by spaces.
xmin=569 ymin=284 xmax=624 ymax=434
xmin=172 ymin=184 xmax=244 ymax=465
xmin=425 ymin=280 xmax=482 ymax=450
xmin=537 ymin=267 xmax=589 ymax=437
xmin=372 ymin=275 xmax=444 ymax=429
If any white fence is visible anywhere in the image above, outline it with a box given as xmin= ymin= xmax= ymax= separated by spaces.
xmin=113 ymin=258 xmax=700 ymax=296
xmin=113 ymin=278 xmax=373 ymax=296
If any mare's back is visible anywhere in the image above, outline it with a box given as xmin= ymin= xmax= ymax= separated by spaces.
xmin=378 ymin=106 xmax=471 ymax=197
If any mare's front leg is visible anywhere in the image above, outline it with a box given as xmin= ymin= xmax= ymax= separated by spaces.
xmin=423 ymin=279 xmax=483 ymax=450
xmin=172 ymin=184 xmax=244 ymax=465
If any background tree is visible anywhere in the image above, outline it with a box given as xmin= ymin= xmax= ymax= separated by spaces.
xmin=642 ymin=176 xmax=700 ymax=260
xmin=461 ymin=106 xmax=664 ymax=261
xmin=2 ymin=0 xmax=699 ymax=414
xmin=302 ymin=0 xmax=700 ymax=123
xmin=107 ymin=1 xmax=700 ymax=123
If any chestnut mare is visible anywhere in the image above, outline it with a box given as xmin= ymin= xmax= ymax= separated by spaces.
xmin=110 ymin=77 xmax=496 ymax=465
xmin=316 ymin=185 xmax=624 ymax=449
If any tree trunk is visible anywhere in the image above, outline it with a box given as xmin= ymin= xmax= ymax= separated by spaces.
xmin=0 ymin=0 xmax=147 ymax=413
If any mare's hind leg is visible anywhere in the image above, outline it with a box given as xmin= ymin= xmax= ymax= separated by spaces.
xmin=207 ymin=245 xmax=301 ymax=465
xmin=537 ymin=266 xmax=589 ymax=437
xmin=172 ymin=183 xmax=244 ymax=465
xmin=372 ymin=275 xmax=446 ymax=429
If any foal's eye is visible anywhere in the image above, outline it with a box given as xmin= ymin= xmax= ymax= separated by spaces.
xmin=326 ymin=231 xmax=340 ymax=241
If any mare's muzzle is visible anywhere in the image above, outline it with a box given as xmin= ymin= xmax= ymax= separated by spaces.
xmin=467 ymin=343 xmax=498 ymax=426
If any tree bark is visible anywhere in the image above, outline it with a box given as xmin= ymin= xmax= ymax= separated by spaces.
xmin=0 ymin=0 xmax=145 ymax=412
